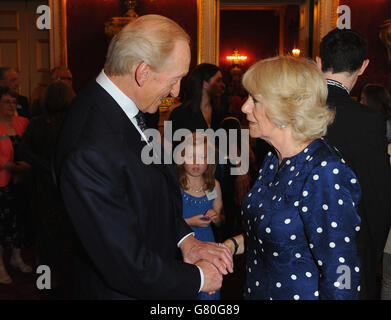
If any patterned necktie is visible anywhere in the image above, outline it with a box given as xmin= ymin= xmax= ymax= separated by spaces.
xmin=135 ymin=111 xmax=147 ymax=132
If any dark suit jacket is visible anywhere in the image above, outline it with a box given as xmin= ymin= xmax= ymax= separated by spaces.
xmin=325 ymin=85 xmax=391 ymax=257
xmin=54 ymin=80 xmax=200 ymax=299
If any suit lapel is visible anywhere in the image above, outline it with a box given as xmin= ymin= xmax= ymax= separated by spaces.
xmin=92 ymin=81 xmax=181 ymax=199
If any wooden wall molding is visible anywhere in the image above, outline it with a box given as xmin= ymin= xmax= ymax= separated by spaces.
xmin=49 ymin=0 xmax=67 ymax=68
xmin=197 ymin=0 xmax=220 ymax=65
xmin=313 ymin=0 xmax=339 ymax=57
xmin=198 ymin=0 xmax=288 ymax=64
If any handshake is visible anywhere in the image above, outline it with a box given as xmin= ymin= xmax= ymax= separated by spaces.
xmin=180 ymin=235 xmax=236 ymax=294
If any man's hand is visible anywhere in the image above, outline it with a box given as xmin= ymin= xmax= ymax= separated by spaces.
xmin=180 ymin=235 xmax=233 ymax=275
xmin=196 ymin=260 xmax=222 ymax=293
xmin=15 ymin=161 xmax=31 ymax=173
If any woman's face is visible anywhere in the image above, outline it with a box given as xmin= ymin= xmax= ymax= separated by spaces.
xmin=241 ymin=93 xmax=277 ymax=140
xmin=205 ymin=71 xmax=225 ymax=97
xmin=0 ymin=94 xmax=16 ymax=117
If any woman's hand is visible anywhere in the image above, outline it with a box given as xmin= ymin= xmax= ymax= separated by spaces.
xmin=223 ymin=234 xmax=245 ymax=256
xmin=185 ymin=214 xmax=212 ymax=228
xmin=223 ymin=238 xmax=236 ymax=256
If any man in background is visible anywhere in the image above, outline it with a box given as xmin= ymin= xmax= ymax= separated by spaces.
xmin=0 ymin=67 xmax=30 ymax=118
xmin=317 ymin=28 xmax=391 ymax=299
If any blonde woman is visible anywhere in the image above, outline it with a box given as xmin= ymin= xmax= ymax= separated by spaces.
xmin=224 ymin=56 xmax=361 ymax=300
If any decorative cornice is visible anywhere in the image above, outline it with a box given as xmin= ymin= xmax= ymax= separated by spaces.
xmin=220 ymin=4 xmax=285 ymax=11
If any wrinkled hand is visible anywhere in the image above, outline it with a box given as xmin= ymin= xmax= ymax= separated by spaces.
xmin=181 ymin=236 xmax=233 ymax=275
xmin=196 ymin=260 xmax=222 ymax=293
xmin=222 ymin=238 xmax=235 ymax=256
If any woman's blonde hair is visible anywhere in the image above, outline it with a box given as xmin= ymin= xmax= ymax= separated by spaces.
xmin=174 ymin=132 xmax=216 ymax=192
xmin=104 ymin=14 xmax=190 ymax=76
xmin=242 ymin=56 xmax=335 ymax=143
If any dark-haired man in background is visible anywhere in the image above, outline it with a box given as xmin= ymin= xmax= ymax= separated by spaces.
xmin=316 ymin=28 xmax=391 ymax=299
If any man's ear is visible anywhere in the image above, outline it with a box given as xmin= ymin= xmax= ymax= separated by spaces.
xmin=358 ymin=59 xmax=370 ymax=76
xmin=135 ymin=62 xmax=150 ymax=87
xmin=315 ymin=56 xmax=322 ymax=71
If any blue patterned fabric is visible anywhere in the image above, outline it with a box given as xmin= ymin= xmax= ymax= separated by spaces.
xmin=241 ymin=138 xmax=361 ymax=300
xmin=181 ymin=190 xmax=216 ymax=243
xmin=181 ymin=189 xmax=220 ymax=300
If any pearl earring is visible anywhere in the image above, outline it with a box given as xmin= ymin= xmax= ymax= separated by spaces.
xmin=280 ymin=124 xmax=286 ymax=129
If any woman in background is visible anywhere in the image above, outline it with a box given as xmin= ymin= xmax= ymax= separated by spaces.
xmin=0 ymin=86 xmax=31 ymax=284
xmin=360 ymin=83 xmax=391 ymax=141
xmin=360 ymin=83 xmax=391 ymax=300
xmin=169 ymin=63 xmax=226 ymax=134
xmin=21 ymin=80 xmax=75 ymax=288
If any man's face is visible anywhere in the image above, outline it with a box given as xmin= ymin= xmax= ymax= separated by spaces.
xmin=1 ymin=69 xmax=20 ymax=94
xmin=52 ymin=69 xmax=73 ymax=88
xmin=140 ymin=40 xmax=191 ymax=114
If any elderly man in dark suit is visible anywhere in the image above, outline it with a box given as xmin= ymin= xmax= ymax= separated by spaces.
xmin=54 ymin=14 xmax=233 ymax=299
xmin=316 ymin=28 xmax=391 ymax=300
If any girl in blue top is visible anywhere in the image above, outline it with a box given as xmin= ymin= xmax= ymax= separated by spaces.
xmin=175 ymin=132 xmax=224 ymax=300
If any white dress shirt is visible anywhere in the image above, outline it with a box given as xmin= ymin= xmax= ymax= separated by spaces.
xmin=95 ymin=70 xmax=204 ymax=292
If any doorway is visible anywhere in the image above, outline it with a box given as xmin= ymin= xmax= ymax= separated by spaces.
xmin=0 ymin=0 xmax=50 ymax=102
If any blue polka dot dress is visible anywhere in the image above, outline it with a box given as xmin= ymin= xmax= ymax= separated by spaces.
xmin=241 ymin=138 xmax=361 ymax=300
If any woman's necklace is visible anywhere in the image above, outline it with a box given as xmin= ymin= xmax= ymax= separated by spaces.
xmin=190 ymin=185 xmax=203 ymax=193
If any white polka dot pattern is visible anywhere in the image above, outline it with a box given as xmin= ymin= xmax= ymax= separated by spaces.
xmin=240 ymin=139 xmax=361 ymax=300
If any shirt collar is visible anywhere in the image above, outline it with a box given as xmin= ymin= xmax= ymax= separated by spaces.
xmin=96 ymin=69 xmax=139 ymax=120
xmin=326 ymin=79 xmax=350 ymax=94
